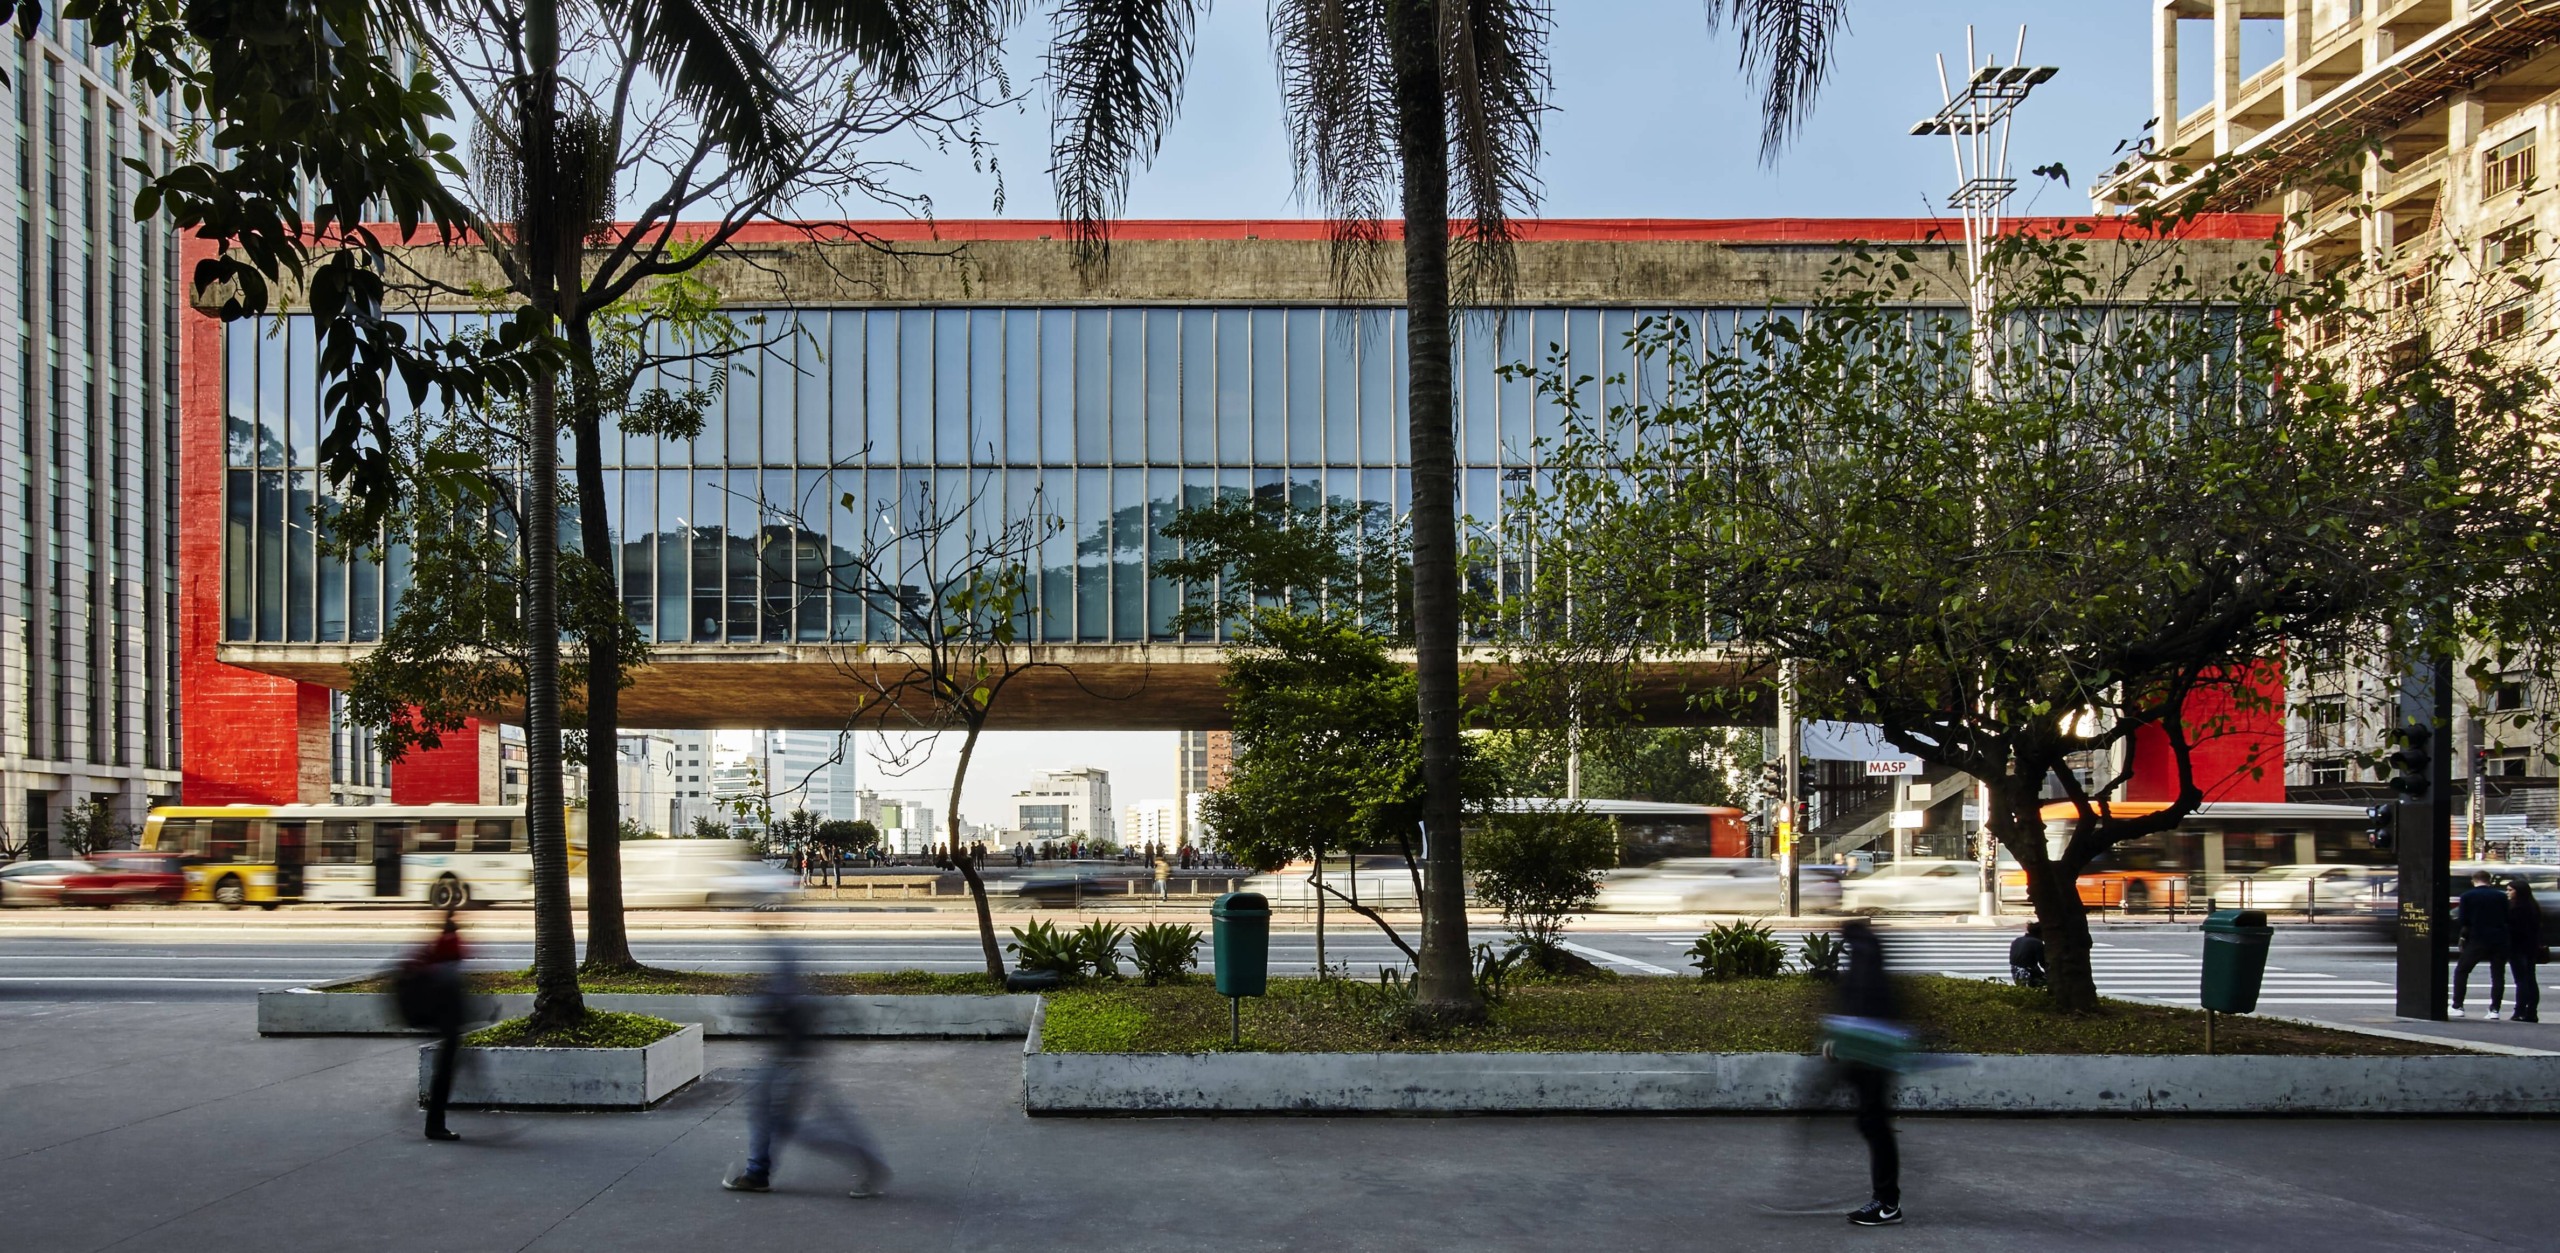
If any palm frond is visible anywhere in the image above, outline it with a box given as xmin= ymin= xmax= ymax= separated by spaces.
xmin=1046 ymin=0 xmax=1208 ymax=256
xmin=627 ymin=0 xmax=800 ymax=179
xmin=1703 ymin=0 xmax=1847 ymax=163
xmin=1270 ymin=0 xmax=1397 ymax=297
xmin=1439 ymin=0 xmax=1548 ymax=307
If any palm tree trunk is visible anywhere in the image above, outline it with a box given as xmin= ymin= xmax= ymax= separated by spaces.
xmin=946 ymin=718 xmax=1005 ymax=980
xmin=519 ymin=0 xmax=585 ymax=1033
xmin=1390 ymin=0 xmax=1479 ymax=1018
xmin=571 ymin=360 xmax=636 ymax=973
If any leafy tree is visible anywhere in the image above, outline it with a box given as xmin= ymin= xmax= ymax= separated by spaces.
xmin=1158 ymin=494 xmax=1409 ymax=638
xmin=688 ymin=816 xmax=734 ymax=840
xmin=786 ymin=474 xmax=1099 ymax=980
xmin=359 ymin=2 xmax=1010 ymax=1009
xmin=1044 ymin=0 xmax=1846 ymax=1016
xmin=1515 ymin=226 xmax=2557 ymax=1010
xmin=1465 ymin=802 xmax=1615 ymax=971
xmin=818 ymin=819 xmax=881 ymax=854
xmin=1206 ymin=609 xmax=1494 ymax=966
xmin=56 ymin=799 xmax=125 ymax=859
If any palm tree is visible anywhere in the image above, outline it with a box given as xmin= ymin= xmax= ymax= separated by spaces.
xmin=428 ymin=0 xmax=1010 ymax=1023
xmin=1044 ymin=0 xmax=1844 ymax=1016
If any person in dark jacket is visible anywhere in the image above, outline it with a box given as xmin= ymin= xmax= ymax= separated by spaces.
xmin=1831 ymin=919 xmax=1904 ymax=1227
xmin=2008 ymin=922 xmax=2047 ymax=988
xmin=411 ymin=906 xmax=468 ymax=1142
xmin=2508 ymin=879 xmax=2544 ymax=1024
xmin=723 ymin=938 xmax=891 ymax=1197
xmin=2454 ymin=870 xmax=2513 ymax=1019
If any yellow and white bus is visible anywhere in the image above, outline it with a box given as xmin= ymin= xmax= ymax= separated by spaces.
xmin=143 ymin=805 xmax=581 ymax=910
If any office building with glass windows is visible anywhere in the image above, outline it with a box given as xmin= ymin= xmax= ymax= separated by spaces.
xmin=183 ymin=217 xmax=2275 ymax=805
xmin=0 ymin=25 xmax=192 ymax=852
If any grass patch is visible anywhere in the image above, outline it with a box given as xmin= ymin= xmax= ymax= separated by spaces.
xmin=1039 ymin=974 xmax=2448 ymax=1056
xmin=330 ymin=968 xmax=1004 ymax=996
xmin=464 ymin=1010 xmax=682 ymax=1049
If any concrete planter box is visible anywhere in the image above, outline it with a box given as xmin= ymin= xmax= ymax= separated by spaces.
xmin=419 ymin=1022 xmax=703 ymax=1110
xmin=1023 ymin=1026 xmax=2560 ymax=1116
xmin=262 ymin=983 xmax=1034 ymax=1038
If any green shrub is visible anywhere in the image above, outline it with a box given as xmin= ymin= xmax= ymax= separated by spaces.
xmin=1467 ymin=803 xmax=1618 ymax=965
xmin=1129 ymin=923 xmax=1202 ymax=985
xmin=464 ymin=1010 xmax=682 ymax=1049
xmin=1686 ymin=920 xmax=1787 ymax=981
xmin=1072 ymin=922 xmax=1127 ymax=980
xmin=1796 ymin=931 xmax=1845 ymax=980
xmin=1473 ymin=940 xmax=1525 ymax=1004
xmin=1008 ymin=918 xmax=1082 ymax=977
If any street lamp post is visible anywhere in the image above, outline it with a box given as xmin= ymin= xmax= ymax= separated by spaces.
xmin=1910 ymin=26 xmax=2056 ymax=920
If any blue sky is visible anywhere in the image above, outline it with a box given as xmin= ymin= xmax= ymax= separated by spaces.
xmin=854 ymin=3 xmax=2191 ymax=828
xmin=888 ymin=2 xmax=2174 ymax=225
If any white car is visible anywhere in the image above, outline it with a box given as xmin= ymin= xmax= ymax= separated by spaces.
xmin=0 ymin=859 xmax=97 ymax=906
xmin=1592 ymin=858 xmax=1841 ymax=914
xmin=1841 ymin=859 xmax=1982 ymax=914
xmin=2208 ymin=864 xmax=2393 ymax=913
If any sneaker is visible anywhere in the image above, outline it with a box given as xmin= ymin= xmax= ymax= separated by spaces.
xmin=722 ymin=1172 xmax=770 ymax=1193
xmin=1848 ymin=1202 xmax=1904 ymax=1227
xmin=2451 ymin=1006 xmax=2467 ymax=1018
xmin=2489 ymin=1009 xmax=2504 ymax=1021
xmin=848 ymin=1166 xmax=893 ymax=1199
xmin=424 ymin=1127 xmax=460 ymax=1143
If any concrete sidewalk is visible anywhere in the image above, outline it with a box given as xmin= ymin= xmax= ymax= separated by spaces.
xmin=3 ymin=1000 xmax=2554 ymax=1252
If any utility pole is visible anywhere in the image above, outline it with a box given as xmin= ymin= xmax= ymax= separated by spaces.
xmin=2392 ymin=655 xmax=2453 ymax=1020
xmin=1779 ymin=659 xmax=1801 ymax=917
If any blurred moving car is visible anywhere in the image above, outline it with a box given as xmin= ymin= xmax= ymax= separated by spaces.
xmin=1841 ymin=859 xmax=1982 ymax=914
xmin=2207 ymin=864 xmax=2393 ymax=913
xmin=60 ymin=852 xmax=186 ymax=906
xmin=1592 ymin=858 xmax=1841 ymax=914
xmin=0 ymin=859 xmax=99 ymax=906
xmin=576 ymin=839 xmax=800 ymax=909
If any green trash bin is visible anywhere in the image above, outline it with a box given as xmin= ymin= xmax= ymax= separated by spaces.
xmin=1211 ymin=891 xmax=1270 ymax=998
xmin=2200 ymin=908 xmax=2274 ymax=1014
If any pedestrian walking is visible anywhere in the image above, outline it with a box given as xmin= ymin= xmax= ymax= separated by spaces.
xmin=724 ymin=940 xmax=891 ymax=1198
xmin=2454 ymin=869 xmax=2514 ymax=1019
xmin=2509 ymin=878 xmax=2545 ymax=1024
xmin=1825 ymin=919 xmax=1907 ymax=1227
xmin=2008 ymin=922 xmax=2047 ymax=989
xmin=396 ymin=905 xmax=469 ymax=1142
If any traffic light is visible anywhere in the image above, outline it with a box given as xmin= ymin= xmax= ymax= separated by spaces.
xmin=2387 ymin=724 xmax=2434 ymax=800
xmin=2364 ymin=801 xmax=2394 ymax=850
xmin=1758 ymin=760 xmax=1785 ymax=798
xmin=1796 ymin=757 xmax=1820 ymax=796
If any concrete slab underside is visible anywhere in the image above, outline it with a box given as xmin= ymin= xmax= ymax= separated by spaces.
xmin=217 ymin=644 xmax=1755 ymax=730
xmin=4 ymin=1001 xmax=2554 ymax=1252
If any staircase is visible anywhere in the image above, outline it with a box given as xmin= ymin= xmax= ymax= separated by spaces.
xmin=1807 ymin=767 xmax=1971 ymax=863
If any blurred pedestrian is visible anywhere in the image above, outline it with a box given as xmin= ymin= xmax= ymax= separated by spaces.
xmin=1825 ymin=919 xmax=1906 ymax=1227
xmin=2454 ymin=869 xmax=2513 ymax=1019
xmin=724 ymin=940 xmax=891 ymax=1198
xmin=396 ymin=905 xmax=469 ymax=1142
xmin=2509 ymin=878 xmax=2545 ymax=1024
xmin=1154 ymin=853 xmax=1171 ymax=899
xmin=2008 ymin=922 xmax=2047 ymax=989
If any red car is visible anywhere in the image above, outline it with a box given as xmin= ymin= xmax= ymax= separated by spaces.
xmin=60 ymin=852 xmax=185 ymax=906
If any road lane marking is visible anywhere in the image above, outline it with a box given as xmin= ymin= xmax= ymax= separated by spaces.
xmin=1558 ymin=941 xmax=1677 ymax=975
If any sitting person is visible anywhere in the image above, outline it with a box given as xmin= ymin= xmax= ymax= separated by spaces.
xmin=2009 ymin=922 xmax=2048 ymax=989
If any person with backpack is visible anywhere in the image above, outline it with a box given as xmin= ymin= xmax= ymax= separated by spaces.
xmin=2008 ymin=922 xmax=2048 ymax=989
xmin=2454 ymin=869 xmax=2513 ymax=1019
xmin=398 ymin=906 xmax=469 ymax=1142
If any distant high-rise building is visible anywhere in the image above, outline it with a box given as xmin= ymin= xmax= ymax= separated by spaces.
xmin=1122 ymin=798 xmax=1181 ymax=851
xmin=1013 ymin=767 xmax=1114 ymax=846
xmin=1176 ymin=731 xmax=1232 ymax=844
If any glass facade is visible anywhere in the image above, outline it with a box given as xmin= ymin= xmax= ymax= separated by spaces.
xmin=3 ymin=27 xmax=185 ymax=850
xmin=223 ymin=306 xmax=1757 ymax=647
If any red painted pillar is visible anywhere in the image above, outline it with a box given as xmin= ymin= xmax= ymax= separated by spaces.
xmin=392 ymin=720 xmax=495 ymax=804
xmin=179 ymin=237 xmax=328 ymax=805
